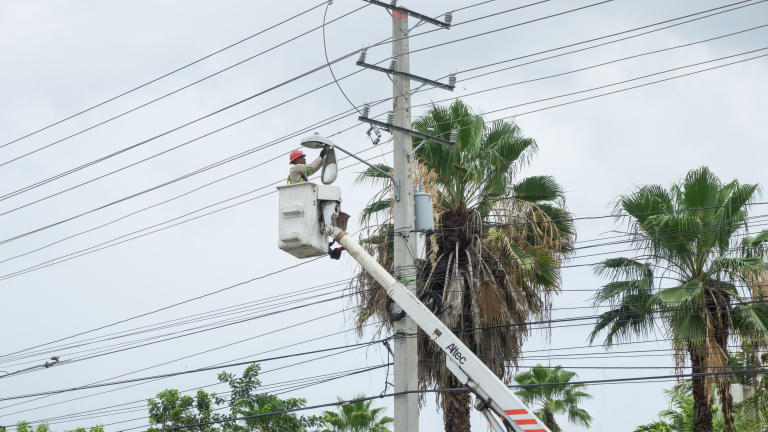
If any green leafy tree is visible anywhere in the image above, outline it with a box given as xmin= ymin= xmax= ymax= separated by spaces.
xmin=352 ymin=100 xmax=574 ymax=431
xmin=216 ymin=364 xmax=321 ymax=432
xmin=589 ymin=167 xmax=768 ymax=432
xmin=513 ymin=365 xmax=593 ymax=431
xmin=64 ymin=427 xmax=104 ymax=432
xmin=319 ymin=395 xmax=393 ymax=432
xmin=147 ymin=389 xmax=219 ymax=432
xmin=9 ymin=422 xmax=102 ymax=432
xmin=147 ymin=363 xmax=320 ymax=432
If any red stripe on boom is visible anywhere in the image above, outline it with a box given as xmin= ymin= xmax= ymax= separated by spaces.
xmin=514 ymin=419 xmax=538 ymax=425
xmin=505 ymin=409 xmax=528 ymax=415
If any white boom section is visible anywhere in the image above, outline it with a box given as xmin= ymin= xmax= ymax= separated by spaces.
xmin=331 ymin=228 xmax=552 ymax=432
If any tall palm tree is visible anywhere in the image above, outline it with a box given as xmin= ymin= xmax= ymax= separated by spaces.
xmin=513 ymin=364 xmax=593 ymax=431
xmin=319 ymin=395 xmax=393 ymax=432
xmin=589 ymin=166 xmax=768 ymax=432
xmin=352 ymin=100 xmax=574 ymax=431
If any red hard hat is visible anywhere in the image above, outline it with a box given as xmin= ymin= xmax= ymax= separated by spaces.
xmin=289 ymin=149 xmax=306 ymax=164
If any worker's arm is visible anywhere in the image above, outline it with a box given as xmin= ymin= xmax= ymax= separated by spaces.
xmin=302 ymin=156 xmax=324 ymax=177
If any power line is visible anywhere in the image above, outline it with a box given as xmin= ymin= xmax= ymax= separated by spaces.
xmin=454 ymin=0 xmax=765 ymax=77
xmin=0 ymin=319 xmax=386 ymax=418
xmin=4 ymin=40 xmax=761 ymax=260
xmin=0 ymin=3 xmax=370 ymax=168
xmin=0 ymin=150 xmax=391 ymax=282
xmin=0 ymin=0 xmax=539 ymax=206
xmin=0 ymin=0 xmax=753 ymax=243
xmin=0 ymin=338 xmax=391 ymax=402
xmin=5 ymin=363 xmax=391 ymax=430
xmin=0 ymin=1 xmax=329 ymax=150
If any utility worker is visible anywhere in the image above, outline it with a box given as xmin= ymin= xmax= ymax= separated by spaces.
xmin=287 ymin=148 xmax=327 ymax=184
xmin=287 ymin=147 xmax=344 ymax=260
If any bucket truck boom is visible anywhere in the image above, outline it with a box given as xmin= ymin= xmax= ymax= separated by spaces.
xmin=328 ymin=223 xmax=551 ymax=432
xmin=276 ymin=177 xmax=551 ymax=431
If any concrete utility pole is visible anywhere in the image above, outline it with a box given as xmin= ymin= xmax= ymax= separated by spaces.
xmin=391 ymin=9 xmax=419 ymax=432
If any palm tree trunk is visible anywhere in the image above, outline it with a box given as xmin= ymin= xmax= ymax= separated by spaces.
xmin=717 ymin=380 xmax=734 ymax=432
xmin=690 ymin=350 xmax=714 ymax=432
xmin=442 ymin=375 xmax=471 ymax=432
xmin=544 ymin=409 xmax=556 ymax=430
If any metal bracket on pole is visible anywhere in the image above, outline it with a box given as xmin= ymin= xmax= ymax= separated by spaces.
xmin=359 ymin=116 xmax=456 ymax=148
xmin=357 ymin=60 xmax=455 ymax=92
xmin=361 ymin=0 xmax=452 ymax=29
xmin=331 ymin=143 xmax=400 ymax=202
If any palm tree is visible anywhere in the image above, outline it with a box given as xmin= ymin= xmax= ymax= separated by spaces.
xmin=319 ymin=395 xmax=393 ymax=432
xmin=513 ymin=364 xmax=593 ymax=431
xmin=352 ymin=100 xmax=575 ymax=431
xmin=589 ymin=166 xmax=768 ymax=432
xmin=635 ymin=382 xmax=752 ymax=432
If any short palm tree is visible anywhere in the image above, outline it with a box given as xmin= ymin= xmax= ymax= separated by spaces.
xmin=513 ymin=364 xmax=593 ymax=431
xmin=352 ymin=100 xmax=574 ymax=431
xmin=319 ymin=395 xmax=393 ymax=432
xmin=635 ymin=382 xmax=752 ymax=432
xmin=589 ymin=166 xmax=768 ymax=432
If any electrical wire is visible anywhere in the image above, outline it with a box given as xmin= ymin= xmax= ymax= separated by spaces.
xmin=1 ymin=0 xmax=756 ymax=247
xmin=0 ymin=337 xmax=391 ymax=402
xmin=0 ymin=3 xmax=370 ymax=169
xmin=0 ymin=1 xmax=330 ymax=150
xmin=0 ymin=150 xmax=392 ymax=282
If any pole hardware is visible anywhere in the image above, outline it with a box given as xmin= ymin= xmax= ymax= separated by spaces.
xmin=356 ymin=60 xmax=455 ymax=92
xmin=361 ymin=0 xmax=452 ymax=30
xmin=358 ymin=115 xmax=457 ymax=149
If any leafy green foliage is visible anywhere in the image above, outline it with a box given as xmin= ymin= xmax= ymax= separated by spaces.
xmin=633 ymin=382 xmax=754 ymax=432
xmin=319 ymin=395 xmax=393 ymax=432
xmin=514 ymin=365 xmax=593 ymax=431
xmin=8 ymin=422 xmax=102 ymax=432
xmin=147 ymin=363 xmax=321 ymax=432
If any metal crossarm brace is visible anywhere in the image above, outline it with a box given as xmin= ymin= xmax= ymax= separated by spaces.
xmin=328 ymin=226 xmax=553 ymax=432
xmin=357 ymin=60 xmax=454 ymax=91
xmin=361 ymin=0 xmax=451 ymax=28
xmin=358 ymin=116 xmax=455 ymax=148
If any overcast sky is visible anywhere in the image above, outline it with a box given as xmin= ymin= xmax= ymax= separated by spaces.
xmin=1 ymin=0 xmax=767 ymax=431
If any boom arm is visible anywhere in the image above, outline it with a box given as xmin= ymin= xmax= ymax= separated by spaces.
xmin=331 ymin=227 xmax=552 ymax=432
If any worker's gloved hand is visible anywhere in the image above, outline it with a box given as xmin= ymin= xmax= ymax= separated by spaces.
xmin=320 ymin=147 xmax=328 ymax=158
xmin=329 ymin=246 xmax=343 ymax=260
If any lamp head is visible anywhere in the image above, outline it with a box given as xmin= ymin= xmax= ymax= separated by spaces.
xmin=300 ymin=132 xmax=333 ymax=149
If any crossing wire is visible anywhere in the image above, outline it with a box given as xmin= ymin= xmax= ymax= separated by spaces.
xmin=0 ymin=0 xmax=755 ymax=237
xmin=0 ymin=337 xmax=392 ymax=402
xmin=0 ymin=0 xmax=628 ymax=205
xmin=0 ymin=2 xmax=369 ymax=167
xmin=2 ymin=38 xmax=763 ymax=256
xmin=9 ymin=209 xmax=764 ymax=367
xmin=0 ymin=319 xmax=387 ymax=418
xmin=4 ymin=363 xmax=391 ymax=430
xmin=0 ymin=150 xmax=392 ymax=282
xmin=1 ymin=16 xmax=760 ymax=271
xmin=0 ymin=1 xmax=330 ymax=150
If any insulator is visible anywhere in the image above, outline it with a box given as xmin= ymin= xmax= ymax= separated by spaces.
xmin=387 ymin=111 xmax=395 ymax=125
xmin=448 ymin=74 xmax=456 ymax=87
xmin=361 ymin=104 xmax=370 ymax=118
xmin=357 ymin=48 xmax=367 ymax=64
xmin=390 ymin=0 xmax=397 ymax=7
xmin=450 ymin=129 xmax=458 ymax=143
xmin=389 ymin=57 xmax=398 ymax=70
xmin=444 ymin=12 xmax=453 ymax=26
